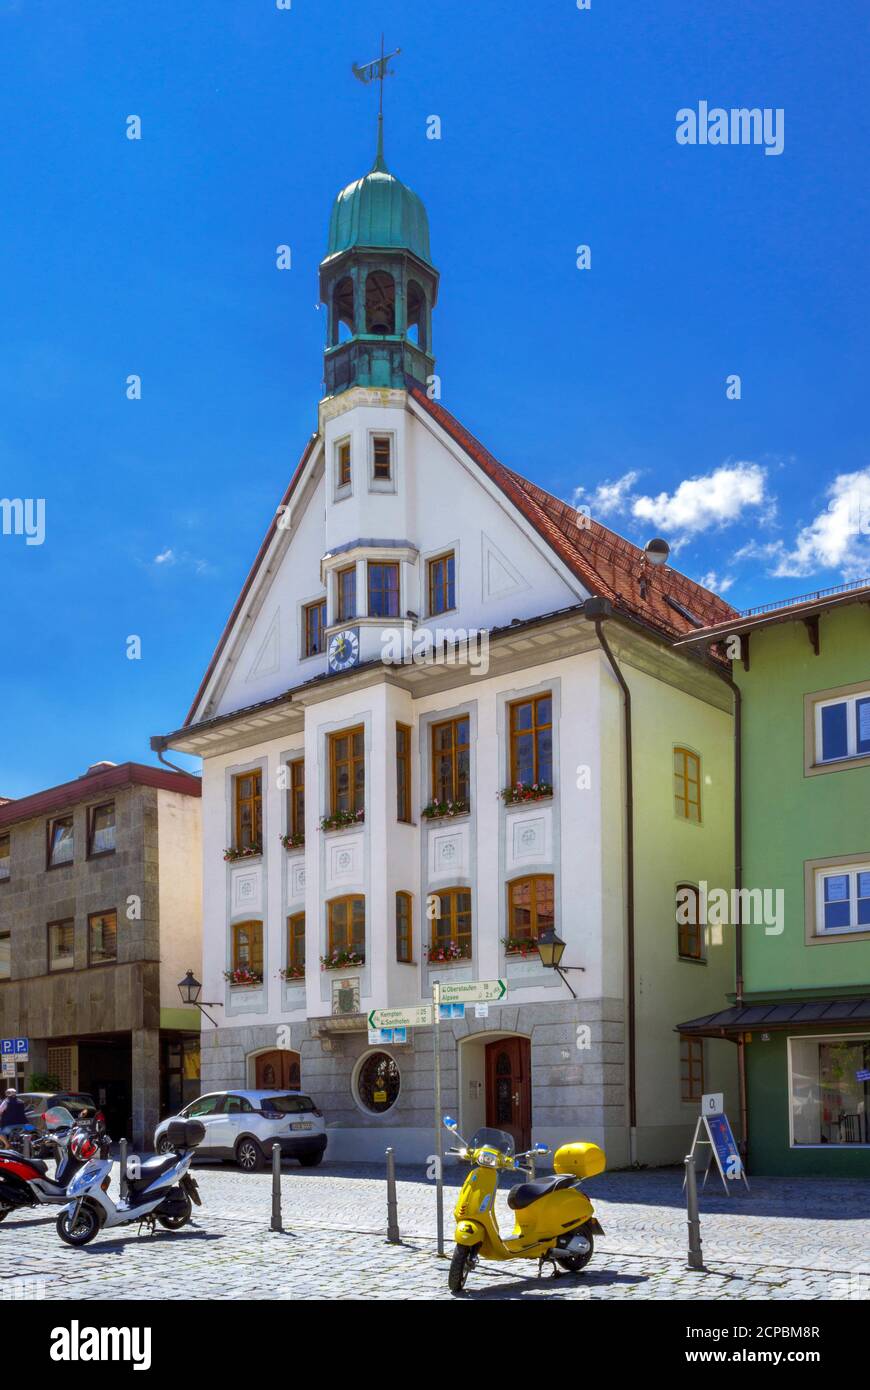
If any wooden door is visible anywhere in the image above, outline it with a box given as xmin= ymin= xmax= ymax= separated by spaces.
xmin=254 ymin=1050 xmax=301 ymax=1091
xmin=485 ymin=1037 xmax=531 ymax=1151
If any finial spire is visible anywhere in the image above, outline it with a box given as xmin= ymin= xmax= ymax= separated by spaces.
xmin=352 ymin=34 xmax=401 ymax=172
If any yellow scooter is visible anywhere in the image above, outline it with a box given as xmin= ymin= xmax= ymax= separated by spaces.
xmin=443 ymin=1116 xmax=605 ymax=1293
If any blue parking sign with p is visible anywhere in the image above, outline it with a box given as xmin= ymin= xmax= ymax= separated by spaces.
xmin=0 ymin=1038 xmax=29 ymax=1056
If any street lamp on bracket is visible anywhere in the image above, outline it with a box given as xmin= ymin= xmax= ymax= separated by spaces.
xmin=177 ymin=970 xmax=223 ymax=1027
xmin=535 ymin=931 xmax=585 ymax=999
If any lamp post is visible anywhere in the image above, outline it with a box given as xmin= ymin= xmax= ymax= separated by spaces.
xmin=535 ymin=931 xmax=585 ymax=999
xmin=178 ymin=971 xmax=222 ymax=1027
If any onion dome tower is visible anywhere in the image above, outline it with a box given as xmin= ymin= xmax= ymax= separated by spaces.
xmin=319 ymin=56 xmax=439 ymax=397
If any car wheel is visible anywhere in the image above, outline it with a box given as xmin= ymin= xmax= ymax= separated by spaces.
xmin=235 ymin=1138 xmax=265 ymax=1172
xmin=156 ymin=1135 xmax=175 ymax=1156
xmin=297 ymin=1152 xmax=323 ymax=1168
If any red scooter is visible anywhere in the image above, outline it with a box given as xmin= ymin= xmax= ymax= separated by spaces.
xmin=0 ymin=1108 xmax=110 ymax=1223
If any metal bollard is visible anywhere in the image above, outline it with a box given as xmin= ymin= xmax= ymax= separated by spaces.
xmin=119 ymin=1138 xmax=128 ymax=1201
xmin=684 ymin=1154 xmax=704 ymax=1270
xmin=386 ymin=1147 xmax=400 ymax=1244
xmin=22 ymin=1133 xmax=31 ymax=1160
xmin=270 ymin=1142 xmax=283 ymax=1232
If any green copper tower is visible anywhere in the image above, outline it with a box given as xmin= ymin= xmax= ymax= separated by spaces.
xmin=319 ymin=44 xmax=439 ymax=396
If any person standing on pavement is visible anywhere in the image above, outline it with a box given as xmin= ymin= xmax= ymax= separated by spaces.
xmin=0 ymin=1088 xmax=27 ymax=1136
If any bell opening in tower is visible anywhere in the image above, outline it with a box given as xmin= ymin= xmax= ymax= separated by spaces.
xmin=365 ymin=270 xmax=396 ymax=335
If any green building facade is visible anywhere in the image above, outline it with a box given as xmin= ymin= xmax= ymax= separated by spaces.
xmin=679 ymin=587 xmax=870 ymax=1176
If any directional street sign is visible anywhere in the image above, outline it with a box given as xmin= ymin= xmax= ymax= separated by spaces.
xmin=437 ymin=979 xmax=507 ymax=1006
xmin=368 ymin=1006 xmax=432 ymax=1030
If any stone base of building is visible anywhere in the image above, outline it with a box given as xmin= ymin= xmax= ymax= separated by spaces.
xmin=200 ymin=998 xmax=703 ymax=1169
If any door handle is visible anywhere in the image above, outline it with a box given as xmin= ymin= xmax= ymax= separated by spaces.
xmin=512 ymin=1091 xmax=520 ymax=1105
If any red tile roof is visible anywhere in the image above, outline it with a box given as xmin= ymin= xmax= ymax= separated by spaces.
xmin=408 ymin=385 xmax=737 ymax=637
xmin=0 ymin=762 xmax=201 ymax=830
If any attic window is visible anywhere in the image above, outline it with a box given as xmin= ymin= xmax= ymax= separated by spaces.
xmin=664 ymin=595 xmax=704 ymax=629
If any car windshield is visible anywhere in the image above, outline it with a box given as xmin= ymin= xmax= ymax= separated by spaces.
xmin=51 ymin=1095 xmax=95 ymax=1117
xmin=470 ymin=1127 xmax=515 ymax=1156
xmin=260 ymin=1095 xmax=315 ymax=1115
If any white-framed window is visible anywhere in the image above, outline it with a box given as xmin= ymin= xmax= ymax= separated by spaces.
xmin=789 ymin=1034 xmax=870 ymax=1147
xmin=368 ymin=431 xmax=396 ymax=491
xmin=334 ymin=437 xmax=352 ymax=495
xmin=814 ymin=688 xmax=870 ymax=764
xmin=815 ymin=863 xmax=870 ymax=936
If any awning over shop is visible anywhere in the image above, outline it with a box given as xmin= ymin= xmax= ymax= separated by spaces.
xmin=677 ymin=996 xmax=870 ymax=1039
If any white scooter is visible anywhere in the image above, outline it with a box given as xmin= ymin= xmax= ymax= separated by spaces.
xmin=55 ymin=1119 xmax=205 ymax=1247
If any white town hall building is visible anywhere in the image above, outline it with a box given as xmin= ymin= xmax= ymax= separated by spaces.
xmin=154 ymin=120 xmax=739 ymax=1166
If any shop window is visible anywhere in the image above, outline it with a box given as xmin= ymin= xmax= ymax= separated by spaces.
xmin=790 ymin=1035 xmax=870 ymax=1145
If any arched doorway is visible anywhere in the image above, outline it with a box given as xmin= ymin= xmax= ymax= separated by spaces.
xmin=254 ymin=1049 xmax=301 ymax=1091
xmin=485 ymin=1037 xmax=531 ymax=1151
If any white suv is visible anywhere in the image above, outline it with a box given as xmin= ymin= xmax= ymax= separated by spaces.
xmin=154 ymin=1090 xmax=327 ymax=1171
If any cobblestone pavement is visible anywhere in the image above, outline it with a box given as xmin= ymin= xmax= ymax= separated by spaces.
xmin=1 ymin=1161 xmax=868 ymax=1301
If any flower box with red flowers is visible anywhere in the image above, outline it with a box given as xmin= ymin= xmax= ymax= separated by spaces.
xmin=500 ymin=782 xmax=553 ymax=805
xmin=420 ymin=799 xmax=470 ymax=821
xmin=426 ymin=942 xmax=472 ymax=964
xmin=222 ymin=967 xmax=263 ymax=987
xmin=280 ymin=831 xmax=305 ymax=850
xmin=502 ymin=936 xmax=540 ymax=959
xmin=319 ymin=810 xmax=365 ymax=833
xmin=319 ymin=949 xmax=365 ymax=970
xmin=279 ymin=964 xmax=306 ymax=981
xmin=223 ymin=844 xmax=263 ymax=862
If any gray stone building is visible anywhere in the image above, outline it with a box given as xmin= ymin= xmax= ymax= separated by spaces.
xmin=0 ymin=761 xmax=202 ymax=1145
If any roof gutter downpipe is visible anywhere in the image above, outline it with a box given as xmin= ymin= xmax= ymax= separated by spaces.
xmin=713 ymin=664 xmax=747 ymax=1162
xmin=584 ymin=598 xmax=638 ymax=1167
xmin=149 ymin=735 xmax=191 ymax=778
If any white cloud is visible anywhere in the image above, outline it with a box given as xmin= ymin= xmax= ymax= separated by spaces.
xmin=630 ymin=463 xmax=770 ymax=541
xmin=572 ymin=471 xmax=640 ymax=518
xmin=771 ymin=468 xmax=870 ymax=580
xmin=698 ymin=571 xmax=734 ymax=594
xmin=153 ymin=548 xmax=175 ymax=566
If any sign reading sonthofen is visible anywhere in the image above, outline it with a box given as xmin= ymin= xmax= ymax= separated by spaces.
xmin=368 ymin=1006 xmax=433 ymax=1030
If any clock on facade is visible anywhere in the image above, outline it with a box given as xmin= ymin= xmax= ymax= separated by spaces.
xmin=327 ymin=627 xmax=360 ymax=673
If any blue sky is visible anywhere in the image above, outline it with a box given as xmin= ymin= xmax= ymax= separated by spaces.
xmin=1 ymin=0 xmax=868 ymax=797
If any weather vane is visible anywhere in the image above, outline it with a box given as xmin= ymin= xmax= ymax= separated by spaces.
xmin=353 ymin=35 xmax=401 ymax=168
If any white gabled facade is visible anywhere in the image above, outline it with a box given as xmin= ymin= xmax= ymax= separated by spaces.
xmin=158 ymin=143 xmax=740 ymax=1166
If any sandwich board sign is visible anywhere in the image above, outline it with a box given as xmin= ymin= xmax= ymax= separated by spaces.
xmin=685 ymin=1094 xmax=749 ymax=1195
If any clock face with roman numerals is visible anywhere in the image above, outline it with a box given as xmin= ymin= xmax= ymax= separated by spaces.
xmin=328 ymin=628 xmax=360 ymax=673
